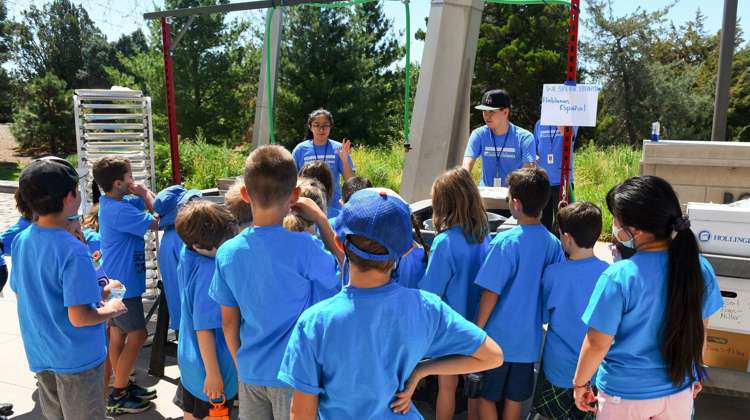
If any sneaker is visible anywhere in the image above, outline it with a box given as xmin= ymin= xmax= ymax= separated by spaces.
xmin=126 ymin=381 xmax=157 ymax=401
xmin=107 ymin=392 xmax=150 ymax=415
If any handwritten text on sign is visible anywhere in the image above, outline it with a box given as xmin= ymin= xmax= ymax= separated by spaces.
xmin=540 ymin=84 xmax=601 ymax=127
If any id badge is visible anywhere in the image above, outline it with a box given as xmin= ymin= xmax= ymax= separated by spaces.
xmin=547 ymin=154 xmax=554 ymax=165
xmin=493 ymin=177 xmax=502 ymax=187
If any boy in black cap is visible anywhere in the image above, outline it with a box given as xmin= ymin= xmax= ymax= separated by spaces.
xmin=463 ymin=89 xmax=536 ymax=188
xmin=278 ymin=188 xmax=504 ymax=419
xmin=11 ymin=157 xmax=127 ymax=420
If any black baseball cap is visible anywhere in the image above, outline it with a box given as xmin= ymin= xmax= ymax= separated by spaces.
xmin=18 ymin=156 xmax=87 ymax=200
xmin=475 ymin=89 xmax=512 ymax=111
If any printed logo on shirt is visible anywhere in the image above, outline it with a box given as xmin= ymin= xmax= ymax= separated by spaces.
xmin=483 ymin=146 xmax=517 ymax=159
xmin=302 ymin=155 xmax=336 ymax=166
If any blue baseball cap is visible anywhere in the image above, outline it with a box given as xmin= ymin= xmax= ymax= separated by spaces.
xmin=153 ymin=185 xmax=202 ymax=229
xmin=338 ymin=188 xmax=412 ymax=261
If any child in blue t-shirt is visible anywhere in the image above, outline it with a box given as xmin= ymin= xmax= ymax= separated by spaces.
xmin=531 ymin=202 xmax=609 ymax=420
xmin=418 ymin=167 xmax=490 ymax=420
xmin=474 ymin=167 xmax=564 ymax=420
xmin=12 ymin=157 xmax=127 ymax=420
xmin=209 ymin=145 xmax=342 ymax=420
xmin=153 ymin=185 xmax=202 ymax=332
xmin=0 ymin=189 xmax=34 ymax=294
xmin=279 ymin=187 xmax=504 ymax=420
xmin=572 ymin=176 xmax=724 ymax=419
xmin=292 ymin=108 xmax=356 ymax=217
xmin=175 ymin=200 xmax=239 ymax=419
xmin=93 ymin=156 xmax=159 ymax=414
xmin=81 ymin=203 xmax=101 ymax=254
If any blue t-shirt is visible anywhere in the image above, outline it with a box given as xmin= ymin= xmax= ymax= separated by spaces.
xmin=2 ymin=216 xmax=31 ymax=257
xmin=99 ymin=195 xmax=154 ymax=299
xmin=474 ymin=224 xmax=564 ymax=362
xmin=10 ymin=225 xmax=106 ymax=373
xmin=464 ymin=123 xmax=535 ymax=187
xmin=83 ymin=228 xmax=101 ymax=255
xmin=278 ymin=282 xmax=487 ymax=420
xmin=209 ymin=225 xmax=339 ymax=387
xmin=419 ymin=226 xmax=490 ymax=322
xmin=393 ymin=244 xmax=426 ymax=289
xmin=582 ymin=251 xmax=724 ymax=400
xmin=159 ymin=228 xmax=183 ymax=330
xmin=291 ymin=139 xmax=356 ymax=216
xmin=542 ymin=256 xmax=609 ymax=388
xmin=177 ymin=248 xmax=238 ymax=402
xmin=533 ymin=121 xmax=579 ymax=186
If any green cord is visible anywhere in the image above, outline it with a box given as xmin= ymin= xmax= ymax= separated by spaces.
xmin=263 ymin=0 xmax=413 ymax=146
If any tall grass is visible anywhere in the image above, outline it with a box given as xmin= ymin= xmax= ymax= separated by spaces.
xmin=350 ymin=141 xmax=405 ymax=192
xmin=568 ymin=142 xmax=641 ymax=240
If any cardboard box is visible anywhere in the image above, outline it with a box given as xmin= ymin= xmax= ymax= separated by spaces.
xmin=687 ymin=202 xmax=750 ymax=258
xmin=708 ymin=276 xmax=750 ymax=334
xmin=704 ymin=328 xmax=750 ymax=372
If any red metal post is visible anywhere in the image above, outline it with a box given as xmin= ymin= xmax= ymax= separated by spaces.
xmin=559 ymin=0 xmax=580 ymax=204
xmin=161 ymin=17 xmax=181 ymax=185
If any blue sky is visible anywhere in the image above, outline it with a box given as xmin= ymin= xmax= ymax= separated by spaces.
xmin=6 ymin=0 xmax=749 ymax=65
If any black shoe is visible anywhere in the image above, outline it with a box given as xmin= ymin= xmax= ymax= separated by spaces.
xmin=0 ymin=403 xmax=12 ymax=416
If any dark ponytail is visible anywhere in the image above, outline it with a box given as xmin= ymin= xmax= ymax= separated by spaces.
xmin=606 ymin=176 xmax=706 ymax=385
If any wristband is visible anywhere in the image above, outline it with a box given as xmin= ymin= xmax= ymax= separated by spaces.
xmin=573 ymin=381 xmax=590 ymax=389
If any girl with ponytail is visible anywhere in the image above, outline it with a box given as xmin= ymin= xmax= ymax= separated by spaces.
xmin=572 ymin=176 xmax=724 ymax=419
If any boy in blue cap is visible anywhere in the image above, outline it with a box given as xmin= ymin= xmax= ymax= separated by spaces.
xmin=12 ymin=157 xmax=128 ymax=420
xmin=153 ymin=185 xmax=202 ymax=332
xmin=209 ymin=145 xmax=342 ymax=420
xmin=279 ymin=187 xmax=504 ymax=419
xmin=93 ymin=157 xmax=159 ymax=414
xmin=473 ymin=167 xmax=565 ymax=420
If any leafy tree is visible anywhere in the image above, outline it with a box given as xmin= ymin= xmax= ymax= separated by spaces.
xmin=106 ymin=0 xmax=258 ymax=145
xmin=9 ymin=0 xmax=116 ymax=89
xmin=0 ymin=0 xmax=14 ymax=121
xmin=10 ymin=73 xmax=74 ymax=154
xmin=275 ymin=2 xmax=403 ymax=148
xmin=472 ymin=3 xmax=571 ymax=132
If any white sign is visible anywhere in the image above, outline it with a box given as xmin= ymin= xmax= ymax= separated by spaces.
xmin=540 ymin=84 xmax=601 ymax=127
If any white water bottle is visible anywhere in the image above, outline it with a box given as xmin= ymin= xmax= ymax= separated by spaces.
xmin=651 ymin=121 xmax=660 ymax=141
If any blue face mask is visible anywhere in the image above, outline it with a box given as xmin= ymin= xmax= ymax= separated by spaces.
xmin=612 ymin=225 xmax=635 ymax=249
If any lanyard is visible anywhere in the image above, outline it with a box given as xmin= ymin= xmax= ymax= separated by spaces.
xmin=491 ymin=128 xmax=511 ymax=178
xmin=313 ymin=140 xmax=331 ymax=162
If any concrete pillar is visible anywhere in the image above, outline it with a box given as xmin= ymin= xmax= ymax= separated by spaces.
xmin=400 ymin=0 xmax=485 ymax=202
xmin=252 ymin=7 xmax=283 ymax=149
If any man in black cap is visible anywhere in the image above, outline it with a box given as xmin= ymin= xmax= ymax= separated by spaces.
xmin=462 ymin=89 xmax=536 ymax=188
xmin=11 ymin=157 xmax=127 ymax=420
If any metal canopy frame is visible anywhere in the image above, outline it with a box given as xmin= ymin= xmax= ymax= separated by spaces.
xmin=145 ymin=1 xmax=338 ymax=185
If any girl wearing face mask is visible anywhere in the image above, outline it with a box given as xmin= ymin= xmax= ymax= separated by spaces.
xmin=572 ymin=176 xmax=724 ymax=420
xmin=291 ymin=109 xmax=355 ymax=218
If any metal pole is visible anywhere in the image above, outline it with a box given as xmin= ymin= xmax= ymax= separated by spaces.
xmin=161 ymin=17 xmax=182 ymax=184
xmin=711 ymin=0 xmax=738 ymax=142
xmin=559 ymin=0 xmax=579 ymax=204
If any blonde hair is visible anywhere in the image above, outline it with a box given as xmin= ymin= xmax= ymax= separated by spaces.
xmin=431 ymin=167 xmax=489 ymax=243
xmin=283 ymin=178 xmax=327 ymax=234
xmin=224 ymin=181 xmax=252 ymax=226
xmin=83 ymin=203 xmax=99 ymax=231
